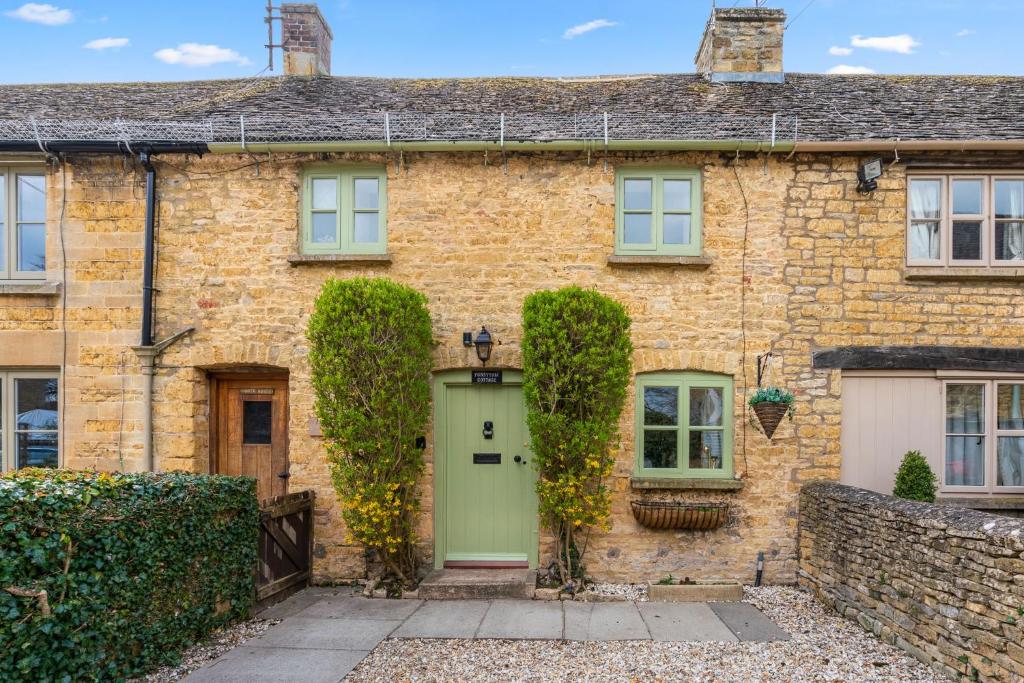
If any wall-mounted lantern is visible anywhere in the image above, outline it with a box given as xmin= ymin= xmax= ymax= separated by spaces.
xmin=464 ymin=326 xmax=494 ymax=366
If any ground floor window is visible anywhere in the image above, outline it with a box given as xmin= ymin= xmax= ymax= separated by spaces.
xmin=945 ymin=380 xmax=1024 ymax=491
xmin=0 ymin=371 xmax=59 ymax=471
xmin=635 ymin=372 xmax=733 ymax=479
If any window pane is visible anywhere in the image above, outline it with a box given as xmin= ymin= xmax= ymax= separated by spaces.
xmin=663 ymin=214 xmax=691 ymax=245
xmin=998 ymin=384 xmax=1024 ymax=430
xmin=623 ymin=213 xmax=651 ymax=244
xmin=353 ymin=212 xmax=379 ymax=243
xmin=909 ymin=179 xmax=941 ymax=219
xmin=689 ymin=430 xmax=724 ymax=470
xmin=15 ymin=378 xmax=58 ymax=418
xmin=0 ymin=175 xmax=5 ymax=269
xmin=311 ymin=212 xmax=337 ymax=243
xmin=946 ymin=436 xmax=985 ymax=486
xmin=354 ymin=178 xmax=379 ymax=209
xmin=663 ymin=180 xmax=691 ymax=212
xmin=951 ymin=221 xmax=981 ymax=261
xmin=643 ymin=429 xmax=677 ymax=469
xmin=995 ymin=180 xmax=1024 ymax=219
xmin=995 ymin=222 xmax=1024 ymax=261
xmin=997 ymin=437 xmax=1024 ymax=487
xmin=909 ymin=222 xmax=940 ymax=260
xmin=17 ymin=432 xmax=57 ymax=469
xmin=946 ymin=384 xmax=984 ymax=433
xmin=952 ymin=179 xmax=982 ymax=215
xmin=311 ymin=178 xmax=336 ymax=210
xmin=643 ymin=386 xmax=677 ymax=426
xmin=690 ymin=387 xmax=724 ymax=426
xmin=18 ymin=223 xmax=45 ymax=271
xmin=242 ymin=401 xmax=272 ymax=445
xmin=623 ymin=179 xmax=652 ymax=211
xmin=17 ymin=175 xmax=45 ymax=222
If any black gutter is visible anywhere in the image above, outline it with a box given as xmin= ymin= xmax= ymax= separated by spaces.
xmin=0 ymin=141 xmax=208 ymax=154
xmin=139 ymin=152 xmax=156 ymax=347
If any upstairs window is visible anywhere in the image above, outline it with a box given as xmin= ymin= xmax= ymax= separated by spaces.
xmin=301 ymin=167 xmax=387 ymax=255
xmin=908 ymin=175 xmax=1024 ymax=267
xmin=1 ymin=168 xmax=47 ymax=279
xmin=635 ymin=372 xmax=733 ymax=479
xmin=616 ymin=169 xmax=703 ymax=256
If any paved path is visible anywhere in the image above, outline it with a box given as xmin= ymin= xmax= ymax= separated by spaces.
xmin=184 ymin=588 xmax=788 ymax=683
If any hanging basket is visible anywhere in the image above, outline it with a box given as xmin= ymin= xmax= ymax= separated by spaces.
xmin=752 ymin=401 xmax=789 ymax=439
xmin=630 ymin=500 xmax=729 ymax=530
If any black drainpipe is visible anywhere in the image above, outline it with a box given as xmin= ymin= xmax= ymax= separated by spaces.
xmin=139 ymin=151 xmax=156 ymax=347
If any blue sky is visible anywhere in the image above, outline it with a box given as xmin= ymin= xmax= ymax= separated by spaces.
xmin=0 ymin=0 xmax=1021 ymax=84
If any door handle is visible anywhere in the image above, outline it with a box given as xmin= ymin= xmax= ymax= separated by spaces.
xmin=278 ymin=471 xmax=290 ymax=479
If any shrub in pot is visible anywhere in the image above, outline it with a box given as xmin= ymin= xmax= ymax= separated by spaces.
xmin=893 ymin=450 xmax=937 ymax=503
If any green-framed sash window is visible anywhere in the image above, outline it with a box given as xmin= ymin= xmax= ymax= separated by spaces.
xmin=302 ymin=167 xmax=387 ymax=254
xmin=615 ymin=168 xmax=702 ymax=256
xmin=635 ymin=372 xmax=733 ymax=479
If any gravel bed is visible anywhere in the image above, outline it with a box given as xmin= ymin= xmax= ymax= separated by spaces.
xmin=346 ymin=586 xmax=946 ymax=682
xmin=583 ymin=582 xmax=648 ymax=602
xmin=129 ymin=617 xmax=278 ymax=683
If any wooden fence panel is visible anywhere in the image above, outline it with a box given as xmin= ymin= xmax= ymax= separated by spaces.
xmin=257 ymin=489 xmax=315 ymax=606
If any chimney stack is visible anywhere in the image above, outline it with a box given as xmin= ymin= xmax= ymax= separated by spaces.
xmin=694 ymin=6 xmax=785 ymax=83
xmin=281 ymin=3 xmax=333 ymax=76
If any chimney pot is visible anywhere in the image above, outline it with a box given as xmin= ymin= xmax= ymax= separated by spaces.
xmin=281 ymin=3 xmax=333 ymax=76
xmin=694 ymin=7 xmax=785 ymax=83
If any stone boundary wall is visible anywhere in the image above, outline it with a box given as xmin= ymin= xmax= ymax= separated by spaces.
xmin=799 ymin=482 xmax=1024 ymax=682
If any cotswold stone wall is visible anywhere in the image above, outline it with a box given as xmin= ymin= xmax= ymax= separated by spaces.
xmin=800 ymin=482 xmax=1024 ymax=681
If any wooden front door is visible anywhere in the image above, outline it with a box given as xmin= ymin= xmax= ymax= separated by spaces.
xmin=212 ymin=376 xmax=289 ymax=501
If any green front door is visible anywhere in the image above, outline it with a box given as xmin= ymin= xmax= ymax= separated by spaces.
xmin=436 ymin=373 xmax=538 ymax=568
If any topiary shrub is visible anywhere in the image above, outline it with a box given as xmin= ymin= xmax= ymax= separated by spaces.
xmin=522 ymin=286 xmax=632 ymax=588
xmin=307 ymin=277 xmax=433 ymax=584
xmin=0 ymin=469 xmax=257 ymax=682
xmin=893 ymin=450 xmax=938 ymax=502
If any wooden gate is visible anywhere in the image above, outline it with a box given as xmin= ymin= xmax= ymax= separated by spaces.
xmin=257 ymin=490 xmax=315 ymax=606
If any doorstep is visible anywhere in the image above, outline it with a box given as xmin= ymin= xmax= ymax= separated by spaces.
xmin=417 ymin=568 xmax=536 ymax=600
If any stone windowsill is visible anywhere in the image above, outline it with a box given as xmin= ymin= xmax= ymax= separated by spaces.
xmin=630 ymin=477 xmax=744 ymax=492
xmin=287 ymin=253 xmax=392 ymax=266
xmin=904 ymin=266 xmax=1024 ymax=282
xmin=936 ymin=496 xmax=1024 ymax=511
xmin=0 ymin=281 xmax=61 ymax=296
xmin=607 ymin=254 xmax=712 ymax=269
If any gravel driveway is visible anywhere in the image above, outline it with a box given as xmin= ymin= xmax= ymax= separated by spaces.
xmin=345 ymin=586 xmax=947 ymax=682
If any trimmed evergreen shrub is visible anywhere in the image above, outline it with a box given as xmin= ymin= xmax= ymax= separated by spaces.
xmin=893 ymin=450 xmax=938 ymax=502
xmin=0 ymin=469 xmax=258 ymax=682
xmin=307 ymin=277 xmax=433 ymax=584
xmin=522 ymin=286 xmax=633 ymax=587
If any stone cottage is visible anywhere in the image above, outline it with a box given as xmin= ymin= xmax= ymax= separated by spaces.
xmin=1 ymin=3 xmax=1023 ymax=584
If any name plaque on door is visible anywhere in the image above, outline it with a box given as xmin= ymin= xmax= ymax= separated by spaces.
xmin=471 ymin=370 xmax=502 ymax=384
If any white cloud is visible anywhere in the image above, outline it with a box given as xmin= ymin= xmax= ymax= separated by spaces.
xmin=154 ymin=43 xmax=251 ymax=67
xmin=828 ymin=46 xmax=853 ymax=56
xmin=955 ymin=28 xmax=974 ymax=37
xmin=5 ymin=3 xmax=72 ymax=25
xmin=83 ymin=37 xmax=129 ymax=50
xmin=563 ymin=19 xmax=617 ymax=40
xmin=850 ymin=34 xmax=920 ymax=54
xmin=827 ymin=64 xmax=877 ymax=75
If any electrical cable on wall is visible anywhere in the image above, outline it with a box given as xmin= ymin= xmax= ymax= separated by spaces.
xmin=732 ymin=159 xmax=751 ymax=480
xmin=57 ymin=156 xmax=68 ymax=461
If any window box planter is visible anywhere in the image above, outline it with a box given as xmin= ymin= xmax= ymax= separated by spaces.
xmin=629 ymin=500 xmax=729 ymax=530
xmin=750 ymin=401 xmax=790 ymax=439
xmin=647 ymin=579 xmax=743 ymax=602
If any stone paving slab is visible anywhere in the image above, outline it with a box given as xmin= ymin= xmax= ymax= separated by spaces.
xmin=393 ymin=600 xmax=491 ymax=639
xmin=296 ymin=596 xmax=422 ymax=621
xmin=249 ymin=616 xmax=402 ymax=651
xmin=563 ymin=601 xmax=651 ymax=641
xmin=475 ymin=599 xmax=564 ymax=640
xmin=709 ymin=601 xmax=791 ymax=642
xmin=184 ymin=646 xmax=364 ymax=683
xmin=258 ymin=588 xmax=350 ymax=621
xmin=638 ymin=602 xmax=739 ymax=642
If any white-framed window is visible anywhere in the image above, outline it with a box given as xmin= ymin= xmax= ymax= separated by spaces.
xmin=908 ymin=174 xmax=1024 ymax=267
xmin=0 ymin=371 xmax=59 ymax=471
xmin=0 ymin=168 xmax=47 ymax=279
xmin=943 ymin=380 xmax=1024 ymax=492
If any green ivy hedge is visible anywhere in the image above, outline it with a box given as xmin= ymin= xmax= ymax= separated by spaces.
xmin=0 ymin=469 xmax=259 ymax=682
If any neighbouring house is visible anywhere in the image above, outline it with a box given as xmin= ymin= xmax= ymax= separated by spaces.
xmin=1 ymin=3 xmax=1023 ymax=584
